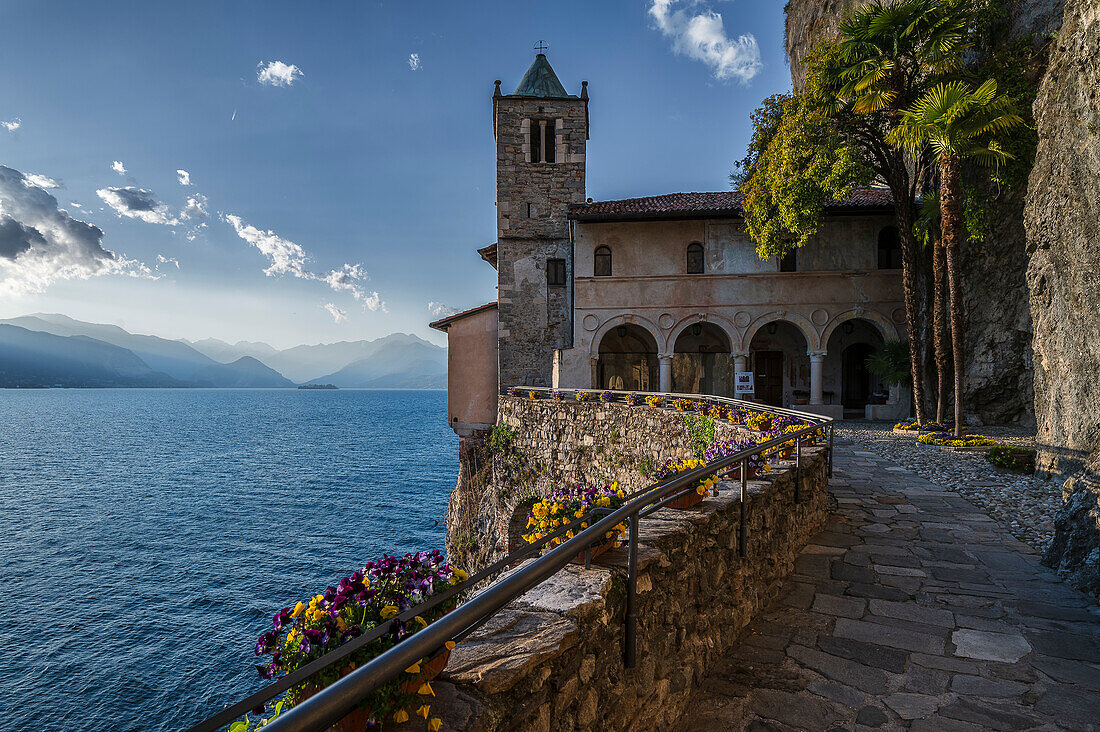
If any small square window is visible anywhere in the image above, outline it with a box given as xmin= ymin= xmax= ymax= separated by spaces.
xmin=547 ymin=258 xmax=567 ymax=287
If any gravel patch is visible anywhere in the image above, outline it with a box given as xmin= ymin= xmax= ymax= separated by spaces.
xmin=834 ymin=422 xmax=1059 ymax=552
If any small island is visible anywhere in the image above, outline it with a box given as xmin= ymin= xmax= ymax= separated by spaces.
xmin=298 ymin=383 xmax=338 ymax=390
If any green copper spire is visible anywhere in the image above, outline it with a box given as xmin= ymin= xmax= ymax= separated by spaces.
xmin=512 ymin=54 xmax=576 ymax=98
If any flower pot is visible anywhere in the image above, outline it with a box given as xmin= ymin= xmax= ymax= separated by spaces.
xmin=721 ymin=465 xmax=759 ymax=482
xmin=667 ymin=487 xmax=705 ymax=509
xmin=298 ymin=648 xmax=452 ymax=731
xmin=570 ymin=539 xmax=614 ymax=565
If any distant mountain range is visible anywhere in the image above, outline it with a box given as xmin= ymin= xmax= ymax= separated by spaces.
xmin=0 ymin=314 xmax=446 ymax=389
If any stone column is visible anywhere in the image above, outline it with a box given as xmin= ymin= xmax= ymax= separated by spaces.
xmin=808 ymin=350 xmax=827 ymax=405
xmin=659 ymin=354 xmax=673 ymax=393
xmin=732 ymin=352 xmax=749 ymax=374
xmin=589 ymin=356 xmax=599 ymax=390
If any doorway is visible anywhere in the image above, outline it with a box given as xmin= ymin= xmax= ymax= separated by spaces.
xmin=754 ymin=350 xmax=784 ymax=406
xmin=842 ymin=343 xmax=876 ymax=415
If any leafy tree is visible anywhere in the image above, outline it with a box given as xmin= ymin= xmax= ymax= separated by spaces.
xmin=913 ymin=190 xmax=950 ymax=424
xmin=866 ymin=340 xmax=911 ymax=386
xmin=889 ymin=79 xmax=1023 ymax=435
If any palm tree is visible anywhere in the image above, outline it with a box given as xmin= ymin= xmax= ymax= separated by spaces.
xmin=816 ymin=0 xmax=971 ymax=425
xmin=914 ymin=191 xmax=949 ymax=424
xmin=889 ymin=79 xmax=1023 ymax=436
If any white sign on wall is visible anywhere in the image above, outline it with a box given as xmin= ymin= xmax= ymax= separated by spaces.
xmin=735 ymin=371 xmax=755 ymax=395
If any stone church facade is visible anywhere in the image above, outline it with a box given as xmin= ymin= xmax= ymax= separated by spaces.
xmin=432 ymin=53 xmax=909 ymax=434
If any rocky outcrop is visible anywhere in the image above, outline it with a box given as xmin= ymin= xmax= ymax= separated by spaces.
xmin=1025 ymin=0 xmax=1100 ymax=591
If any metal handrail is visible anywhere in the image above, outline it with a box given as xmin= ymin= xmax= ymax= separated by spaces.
xmin=186 ymin=391 xmax=834 ymax=732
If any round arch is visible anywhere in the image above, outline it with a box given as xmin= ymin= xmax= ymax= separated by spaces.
xmin=821 ymin=309 xmax=899 ymax=347
xmin=740 ymin=312 xmax=820 ymax=352
xmin=664 ymin=313 xmax=738 ymax=354
xmin=588 ymin=313 xmax=664 ymax=359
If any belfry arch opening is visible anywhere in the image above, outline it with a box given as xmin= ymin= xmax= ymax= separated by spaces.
xmin=673 ymin=322 xmax=732 ymax=396
xmin=596 ymin=324 xmax=658 ymax=391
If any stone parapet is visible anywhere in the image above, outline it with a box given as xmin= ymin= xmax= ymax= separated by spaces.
xmin=431 ymin=447 xmax=829 ymax=731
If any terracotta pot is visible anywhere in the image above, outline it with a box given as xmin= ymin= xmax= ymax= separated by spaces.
xmin=721 ymin=465 xmax=759 ymax=482
xmin=297 ymin=647 xmax=452 ymax=731
xmin=667 ymin=486 xmax=705 ymax=509
xmin=570 ymin=539 xmax=614 ymax=565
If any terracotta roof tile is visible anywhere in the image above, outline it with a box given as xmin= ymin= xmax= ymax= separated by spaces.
xmin=569 ymin=188 xmax=893 ymax=221
xmin=429 ymin=301 xmax=497 ymax=331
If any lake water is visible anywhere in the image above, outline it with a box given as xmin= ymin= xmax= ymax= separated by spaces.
xmin=0 ymin=389 xmax=456 ymax=731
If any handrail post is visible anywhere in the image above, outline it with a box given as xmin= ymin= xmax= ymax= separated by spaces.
xmin=739 ymin=457 xmax=747 ymax=557
xmin=795 ymin=435 xmax=802 ymax=505
xmin=625 ymin=514 xmax=638 ymax=668
xmin=828 ymin=424 xmax=835 ymax=477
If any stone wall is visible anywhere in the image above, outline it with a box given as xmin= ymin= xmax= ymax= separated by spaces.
xmin=1025 ymin=0 xmax=1100 ymax=593
xmin=445 ymin=396 xmax=752 ymax=572
xmin=434 ymin=444 xmax=830 ymax=731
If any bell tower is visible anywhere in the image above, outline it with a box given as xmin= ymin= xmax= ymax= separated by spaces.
xmin=493 ymin=50 xmax=589 ymax=388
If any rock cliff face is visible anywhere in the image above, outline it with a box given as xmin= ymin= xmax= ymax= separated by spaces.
xmin=784 ymin=0 xmax=1055 ymax=425
xmin=1024 ymin=0 xmax=1100 ymax=591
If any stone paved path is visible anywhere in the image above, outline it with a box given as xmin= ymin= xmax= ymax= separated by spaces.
xmin=679 ymin=444 xmax=1100 ymax=731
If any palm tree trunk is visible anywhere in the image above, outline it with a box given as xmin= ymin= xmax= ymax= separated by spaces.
xmin=886 ymin=161 xmax=926 ymax=426
xmin=932 ymin=238 xmax=948 ymax=424
xmin=939 ymin=155 xmax=965 ymax=437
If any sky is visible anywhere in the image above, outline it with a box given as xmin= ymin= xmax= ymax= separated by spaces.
xmin=0 ymin=0 xmax=794 ymax=349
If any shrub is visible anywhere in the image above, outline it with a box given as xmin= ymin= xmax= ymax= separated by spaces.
xmin=489 ymin=422 xmax=515 ymax=455
xmin=917 ymin=432 xmax=997 ymax=447
xmin=986 ymin=445 xmax=1036 ymax=473
xmin=681 ymin=414 xmax=716 ymax=459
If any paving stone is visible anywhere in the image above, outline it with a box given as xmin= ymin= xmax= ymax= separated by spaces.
xmin=909 ymin=718 xmax=986 ymax=732
xmin=786 ymin=644 xmax=889 ymax=694
xmin=1032 ymin=686 xmax=1100 ymax=728
xmin=1022 ymin=629 xmax=1100 ymax=662
xmin=938 ymin=697 xmax=1043 ymax=730
xmin=854 ymin=705 xmax=889 ymax=727
xmin=883 ymin=692 xmax=942 ymax=720
xmin=845 ymin=583 xmax=912 ymax=602
xmin=817 ymin=636 xmax=909 ymax=673
xmin=900 ymin=664 xmax=950 ymax=694
xmin=1028 ymin=654 xmax=1100 ymax=690
xmin=952 ymin=629 xmax=1032 ymax=663
xmin=831 ymin=562 xmax=876 ymax=583
xmin=747 ymin=688 xmax=846 ymax=730
xmin=868 ymin=599 xmax=955 ymax=628
xmin=807 ymin=680 xmax=865 ymax=709
xmin=811 ymin=594 xmax=867 ymax=619
xmin=949 ymin=674 xmax=1029 ymax=698
xmin=834 ymin=618 xmax=947 ymax=655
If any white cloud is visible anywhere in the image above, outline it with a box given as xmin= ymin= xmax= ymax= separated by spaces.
xmin=0 ymin=165 xmax=153 ymax=295
xmin=408 ymin=53 xmax=421 ymax=71
xmin=176 ymin=169 xmax=192 ymax=186
xmin=257 ymin=60 xmax=303 ymax=87
xmin=648 ymin=0 xmax=762 ymax=83
xmin=23 ymin=173 xmax=60 ymax=190
xmin=69 ymin=201 xmax=82 ymax=209
xmin=157 ymin=254 xmax=180 ymax=269
xmin=97 ymin=187 xmax=179 ymax=225
xmin=111 ymin=160 xmax=127 ymax=176
xmin=222 ymin=213 xmax=386 ymax=311
xmin=428 ymin=301 xmax=456 ymax=317
xmin=2 ymin=119 xmax=20 ymax=132
xmin=323 ymin=303 xmax=347 ymax=322
xmin=181 ymin=193 xmax=207 ymax=220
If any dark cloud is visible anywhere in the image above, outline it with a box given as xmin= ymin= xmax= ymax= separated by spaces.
xmin=0 ymin=215 xmax=46 ymax=260
xmin=96 ymin=186 xmax=178 ymax=224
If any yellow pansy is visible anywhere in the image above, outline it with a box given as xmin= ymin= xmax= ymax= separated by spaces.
xmin=418 ymin=682 xmax=435 ymax=696
xmin=454 ymin=569 xmax=469 ymax=582
xmin=414 ymin=616 xmax=428 ymax=628
xmin=445 ymin=640 xmax=456 ymax=650
xmin=381 ymin=605 xmax=399 ymax=619
xmin=290 ymin=601 xmax=305 ymax=619
xmin=405 ymin=661 xmax=421 ymax=674
xmin=393 ymin=709 xmax=409 ymax=723
xmin=417 ymin=705 xmax=431 ymax=719
xmin=428 ymin=718 xmax=443 ymax=731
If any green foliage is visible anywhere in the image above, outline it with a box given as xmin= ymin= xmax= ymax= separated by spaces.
xmin=985 ymin=445 xmax=1036 ymax=473
xmin=638 ymin=455 xmax=655 ymax=479
xmin=739 ymin=86 xmax=871 ymax=259
xmin=681 ymin=414 xmax=716 ymax=460
xmin=866 ymin=340 xmax=911 ymax=386
xmin=489 ymin=422 xmax=515 ymax=457
xmin=731 ymin=93 xmax=789 ymax=189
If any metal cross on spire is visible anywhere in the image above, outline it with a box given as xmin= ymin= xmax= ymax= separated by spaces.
xmin=533 ymin=40 xmax=549 ymax=54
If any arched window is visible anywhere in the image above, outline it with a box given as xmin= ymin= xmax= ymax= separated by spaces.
xmin=686 ymin=242 xmax=704 ymax=274
xmin=594 ymin=245 xmax=612 ymax=276
xmin=878 ymin=226 xmax=902 ymax=269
